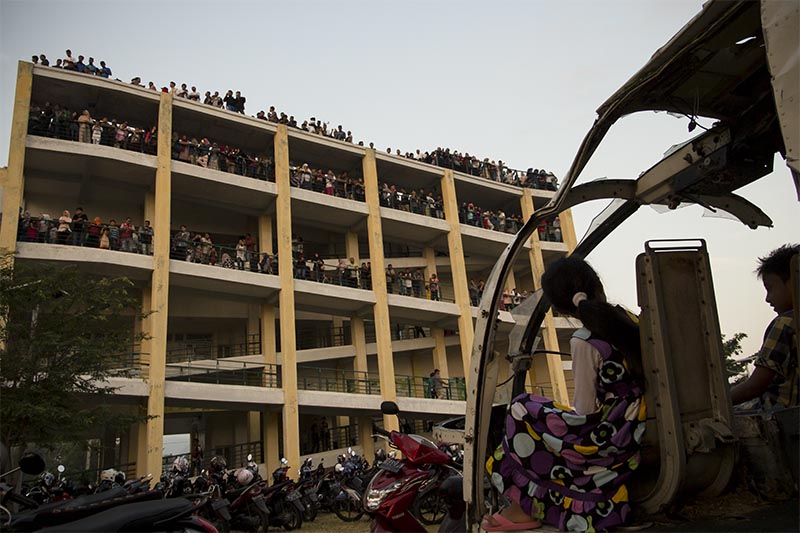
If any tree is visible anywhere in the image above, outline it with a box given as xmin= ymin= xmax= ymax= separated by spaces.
xmin=0 ymin=253 xmax=148 ymax=450
xmin=721 ymin=332 xmax=751 ymax=385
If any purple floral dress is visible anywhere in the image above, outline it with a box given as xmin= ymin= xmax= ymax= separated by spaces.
xmin=487 ymin=331 xmax=646 ymax=532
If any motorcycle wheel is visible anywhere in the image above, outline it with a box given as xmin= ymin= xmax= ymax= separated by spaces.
xmin=414 ymin=490 xmax=448 ymax=525
xmin=282 ymin=504 xmax=303 ymax=531
xmin=332 ymin=496 xmax=364 ymax=522
xmin=303 ymin=499 xmax=318 ymax=522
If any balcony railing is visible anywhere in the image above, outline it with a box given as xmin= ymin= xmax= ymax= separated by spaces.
xmin=166 ymin=335 xmax=261 ymax=363
xmin=298 ymin=367 xmax=381 ymax=395
xmin=302 ymin=424 xmax=357 ymax=455
xmin=163 ymin=440 xmax=263 ymax=473
xmin=164 ymin=359 xmax=280 ymax=388
xmin=395 ymin=375 xmax=467 ymax=401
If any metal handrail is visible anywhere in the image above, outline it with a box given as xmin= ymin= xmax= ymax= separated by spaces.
xmin=297 ymin=367 xmax=381 ymax=395
xmin=165 ymin=358 xmax=281 ymax=388
xmin=394 ymin=374 xmax=467 ymax=401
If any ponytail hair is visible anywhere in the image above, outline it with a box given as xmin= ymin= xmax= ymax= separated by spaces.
xmin=541 ymin=257 xmax=644 ymax=385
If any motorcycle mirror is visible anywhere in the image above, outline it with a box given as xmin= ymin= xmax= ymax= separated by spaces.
xmin=247 ymin=453 xmax=253 ymax=462
xmin=19 ymin=451 xmax=46 ymax=476
xmin=57 ymin=464 xmax=66 ymax=473
xmin=380 ymin=400 xmax=399 ymax=415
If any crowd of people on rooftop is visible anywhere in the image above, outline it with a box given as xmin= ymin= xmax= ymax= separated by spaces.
xmin=29 ymin=50 xmax=559 ymax=191
xmin=32 ymin=49 xmax=112 ymax=77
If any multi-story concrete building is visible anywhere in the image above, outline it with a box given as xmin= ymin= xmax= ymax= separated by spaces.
xmin=0 ymin=62 xmax=579 ymax=478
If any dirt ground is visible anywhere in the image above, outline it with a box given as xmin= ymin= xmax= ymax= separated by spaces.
xmin=300 ymin=510 xmax=439 ymax=532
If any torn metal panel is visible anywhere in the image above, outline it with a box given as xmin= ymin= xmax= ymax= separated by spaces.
xmin=761 ymin=0 xmax=800 ymax=198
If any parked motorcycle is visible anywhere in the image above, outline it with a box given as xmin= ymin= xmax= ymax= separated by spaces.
xmin=331 ymin=449 xmax=373 ymax=522
xmin=364 ymin=401 xmax=463 ymax=533
xmin=33 ymin=496 xmax=218 ymax=532
xmin=221 ymin=466 xmax=269 ymax=533
xmin=155 ymin=456 xmax=194 ymax=498
xmin=261 ymin=458 xmax=303 ymax=531
xmin=1 ymin=452 xmax=214 ymax=533
xmin=294 ymin=457 xmax=320 ymax=522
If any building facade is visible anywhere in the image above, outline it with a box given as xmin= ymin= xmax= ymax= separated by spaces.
xmin=0 ymin=62 xmax=580 ymax=478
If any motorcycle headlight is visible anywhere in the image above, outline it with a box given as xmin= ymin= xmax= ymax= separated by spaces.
xmin=364 ymin=481 xmax=402 ymax=511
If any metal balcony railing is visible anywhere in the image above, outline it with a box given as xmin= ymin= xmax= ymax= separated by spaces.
xmin=166 ymin=335 xmax=261 ymax=363
xmin=395 ymin=375 xmax=467 ymax=401
xmin=163 ymin=440 xmax=263 ymax=473
xmin=164 ymin=359 xmax=281 ymax=388
xmin=298 ymin=367 xmax=381 ymax=395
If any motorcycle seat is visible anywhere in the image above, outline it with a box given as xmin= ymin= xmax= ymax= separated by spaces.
xmin=10 ymin=486 xmax=129 ymax=528
xmin=38 ymin=497 xmax=193 ymax=532
xmin=262 ymin=480 xmax=291 ymax=496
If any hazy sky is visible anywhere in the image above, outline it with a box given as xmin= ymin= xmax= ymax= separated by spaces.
xmin=1 ymin=0 xmax=797 ymax=358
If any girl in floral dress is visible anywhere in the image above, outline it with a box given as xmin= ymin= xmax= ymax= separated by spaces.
xmin=484 ymin=257 xmax=646 ymax=532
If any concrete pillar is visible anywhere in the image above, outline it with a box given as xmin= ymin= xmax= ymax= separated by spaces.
xmin=329 ymin=316 xmax=343 ymax=346
xmin=439 ymin=169 xmax=473 ymax=380
xmin=258 ymin=300 xmax=280 ymax=472
xmin=351 ymin=316 xmax=375 ymax=460
xmin=262 ymin=411 xmax=281 ymax=472
xmin=432 ymin=328 xmax=449 ymax=378
xmin=361 ymin=149 xmax=399 ymax=433
xmin=144 ymin=191 xmax=155 ymax=229
xmin=558 ymin=208 xmax=578 ymax=252
xmin=505 ymin=269 xmax=517 ymax=292
xmin=422 ymin=246 xmax=436 ymax=283
xmin=247 ymin=412 xmax=260 ymax=444
xmin=139 ymin=92 xmax=173 ymax=479
xmin=247 ymin=304 xmax=260 ymax=343
xmin=520 ymin=189 xmax=569 ymax=405
xmin=258 ymin=214 xmax=273 ymax=257
xmin=0 ymin=62 xmax=32 ymax=256
xmin=345 ymin=231 xmax=359 ymax=264
xmin=274 ymin=125 xmax=301 ymax=470
xmin=428 ymin=238 xmax=450 ymax=382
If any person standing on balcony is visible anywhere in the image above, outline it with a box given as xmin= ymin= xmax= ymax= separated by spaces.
xmin=119 ymin=218 xmax=135 ymax=253
xmin=431 ymin=369 xmax=446 ymax=399
xmin=173 ymin=225 xmax=191 ymax=260
xmin=138 ymin=220 xmax=153 ymax=255
xmin=320 ymin=417 xmax=330 ymax=451
xmin=412 ymin=269 xmax=424 ymax=298
xmin=77 ymin=110 xmax=92 ymax=143
xmin=71 ymin=207 xmax=88 ymax=246
xmin=312 ymin=253 xmax=324 ymax=282
xmin=385 ymin=264 xmax=396 ymax=294
xmin=191 ymin=440 xmax=203 ymax=476
xmin=56 ymin=210 xmax=71 ymax=245
xmin=429 ymin=274 xmax=441 ymax=301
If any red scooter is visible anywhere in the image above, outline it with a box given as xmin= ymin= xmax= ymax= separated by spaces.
xmin=364 ymin=401 xmax=462 ymax=533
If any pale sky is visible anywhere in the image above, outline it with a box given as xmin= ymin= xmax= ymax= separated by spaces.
xmin=1 ymin=0 xmax=797 ymax=358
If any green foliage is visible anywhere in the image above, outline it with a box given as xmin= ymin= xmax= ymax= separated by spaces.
xmin=0 ymin=253 xmax=149 ymax=449
xmin=721 ymin=332 xmax=751 ymax=385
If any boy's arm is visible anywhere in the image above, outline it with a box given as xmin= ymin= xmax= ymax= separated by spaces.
xmin=730 ymin=366 xmax=776 ymax=404
xmin=730 ymin=314 xmax=792 ymax=405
